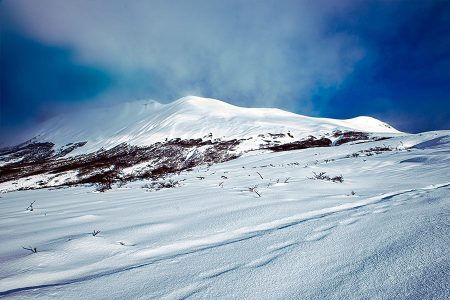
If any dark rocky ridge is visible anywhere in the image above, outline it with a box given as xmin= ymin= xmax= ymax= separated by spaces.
xmin=0 ymin=138 xmax=241 ymax=191
xmin=0 ymin=131 xmax=390 ymax=191
xmin=266 ymin=136 xmax=332 ymax=152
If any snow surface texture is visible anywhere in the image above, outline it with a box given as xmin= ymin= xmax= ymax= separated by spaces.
xmin=23 ymin=96 xmax=400 ymax=154
xmin=0 ymin=97 xmax=448 ymax=299
xmin=1 ymin=128 xmax=449 ymax=299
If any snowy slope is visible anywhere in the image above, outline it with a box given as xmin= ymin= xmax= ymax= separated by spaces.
xmin=1 ymin=96 xmax=405 ymax=193
xmin=26 ymin=96 xmax=400 ymax=154
xmin=0 ymin=130 xmax=449 ymax=299
xmin=0 ymin=97 xmax=447 ymax=299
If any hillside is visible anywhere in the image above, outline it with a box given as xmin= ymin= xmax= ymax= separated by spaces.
xmin=0 ymin=97 xmax=448 ymax=299
xmin=0 ymin=96 xmax=400 ymax=192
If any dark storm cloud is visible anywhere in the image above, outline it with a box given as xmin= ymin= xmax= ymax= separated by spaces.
xmin=0 ymin=29 xmax=112 ymax=124
xmin=0 ymin=16 xmax=113 ymax=142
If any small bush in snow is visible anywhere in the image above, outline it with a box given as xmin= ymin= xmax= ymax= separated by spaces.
xmin=91 ymin=230 xmax=101 ymax=236
xmin=248 ymin=185 xmax=261 ymax=197
xmin=96 ymin=183 xmax=111 ymax=193
xmin=142 ymin=179 xmax=180 ymax=191
xmin=26 ymin=200 xmax=36 ymax=211
xmin=22 ymin=246 xmax=37 ymax=253
xmin=331 ymin=175 xmax=344 ymax=183
xmin=310 ymin=172 xmax=328 ymax=180
xmin=309 ymin=172 xmax=344 ymax=183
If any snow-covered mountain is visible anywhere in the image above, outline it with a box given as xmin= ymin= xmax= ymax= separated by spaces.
xmin=0 ymin=96 xmax=401 ymax=192
xmin=25 ymin=96 xmax=399 ymax=153
xmin=0 ymin=96 xmax=449 ymax=299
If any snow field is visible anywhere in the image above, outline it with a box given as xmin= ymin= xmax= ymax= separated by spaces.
xmin=0 ymin=131 xmax=449 ymax=299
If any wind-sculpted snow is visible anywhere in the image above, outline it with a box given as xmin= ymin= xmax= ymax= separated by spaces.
xmin=0 ymin=130 xmax=449 ymax=299
xmin=1 ymin=183 xmax=448 ymax=295
xmin=0 ymin=98 xmax=446 ymax=299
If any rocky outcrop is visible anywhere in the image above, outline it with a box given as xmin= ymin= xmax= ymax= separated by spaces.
xmin=0 ymin=131 xmax=390 ymax=192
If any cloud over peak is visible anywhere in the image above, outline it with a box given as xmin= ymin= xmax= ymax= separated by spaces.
xmin=3 ymin=0 xmax=364 ymax=110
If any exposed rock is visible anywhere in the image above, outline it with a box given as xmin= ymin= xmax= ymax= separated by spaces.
xmin=0 ymin=138 xmax=242 ymax=191
xmin=267 ymin=136 xmax=332 ymax=152
xmin=334 ymin=131 xmax=369 ymax=146
xmin=0 ymin=131 xmax=391 ymax=192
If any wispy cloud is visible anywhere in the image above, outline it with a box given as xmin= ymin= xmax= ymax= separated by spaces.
xmin=3 ymin=0 xmax=364 ymax=112
xmin=2 ymin=0 xmax=449 ymax=136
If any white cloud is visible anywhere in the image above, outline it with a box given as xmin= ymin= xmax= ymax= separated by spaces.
xmin=4 ymin=0 xmax=365 ymax=113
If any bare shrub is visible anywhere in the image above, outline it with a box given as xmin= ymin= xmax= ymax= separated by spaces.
xmin=96 ymin=183 xmax=111 ymax=192
xmin=331 ymin=175 xmax=344 ymax=183
xmin=142 ymin=179 xmax=180 ymax=191
xmin=248 ymin=185 xmax=261 ymax=197
xmin=22 ymin=246 xmax=37 ymax=253
xmin=363 ymin=145 xmax=393 ymax=155
xmin=309 ymin=172 xmax=328 ymax=180
xmin=26 ymin=200 xmax=36 ymax=211
xmin=309 ymin=172 xmax=344 ymax=183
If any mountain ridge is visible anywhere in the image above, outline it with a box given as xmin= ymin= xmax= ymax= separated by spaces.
xmin=19 ymin=96 xmax=400 ymax=154
xmin=0 ymin=96 xmax=404 ymax=192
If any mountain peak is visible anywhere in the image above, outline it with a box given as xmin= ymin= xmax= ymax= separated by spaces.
xmin=16 ymin=96 xmax=400 ymax=153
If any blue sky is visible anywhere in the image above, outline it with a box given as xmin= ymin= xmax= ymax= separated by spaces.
xmin=1 ymin=0 xmax=449 ymax=140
